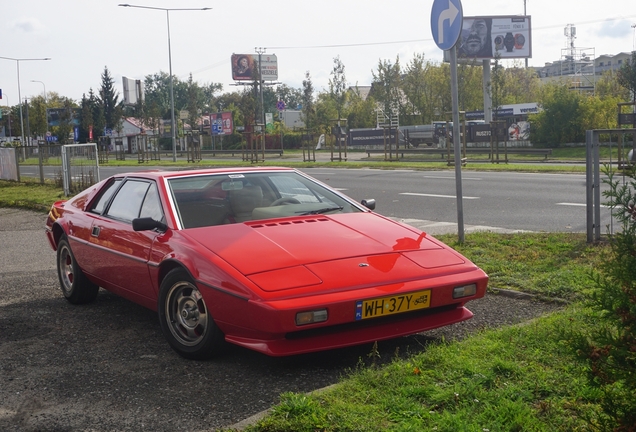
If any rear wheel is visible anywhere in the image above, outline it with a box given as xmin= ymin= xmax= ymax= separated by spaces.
xmin=56 ymin=235 xmax=99 ymax=304
xmin=158 ymin=269 xmax=225 ymax=360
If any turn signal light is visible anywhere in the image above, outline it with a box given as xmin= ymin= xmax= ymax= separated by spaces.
xmin=295 ymin=309 xmax=328 ymax=326
xmin=453 ymin=284 xmax=477 ymax=299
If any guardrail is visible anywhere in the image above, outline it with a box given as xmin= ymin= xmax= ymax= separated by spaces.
xmin=365 ymin=147 xmax=552 ymax=161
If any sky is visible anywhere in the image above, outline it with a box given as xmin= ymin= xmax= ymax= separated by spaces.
xmin=1 ymin=0 xmax=635 ymax=106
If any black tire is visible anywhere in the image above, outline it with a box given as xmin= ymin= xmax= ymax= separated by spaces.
xmin=56 ymin=235 xmax=99 ymax=304
xmin=158 ymin=268 xmax=225 ymax=360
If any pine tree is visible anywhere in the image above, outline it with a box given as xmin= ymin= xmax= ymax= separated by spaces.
xmin=99 ymin=66 xmax=123 ymax=132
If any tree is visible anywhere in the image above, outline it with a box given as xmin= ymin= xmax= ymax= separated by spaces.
xmin=99 ymin=66 xmax=123 ymax=132
xmin=530 ymin=82 xmax=585 ymax=145
xmin=89 ymin=89 xmax=106 ymax=141
xmin=456 ymin=60 xmax=484 ymax=113
xmin=26 ymin=96 xmax=47 ymax=139
xmin=499 ymin=63 xmax=540 ymax=105
xmin=276 ymin=84 xmax=303 ymax=112
xmin=616 ymin=52 xmax=636 ymax=127
xmin=596 ymin=71 xmax=630 ymax=101
xmin=401 ymin=53 xmax=431 ymax=125
xmin=489 ymin=55 xmax=505 ymax=121
xmin=346 ymin=86 xmax=376 ymax=129
xmin=55 ymin=97 xmax=77 ymax=144
xmin=301 ymin=72 xmax=317 ymax=133
xmin=371 ymin=56 xmax=403 ymax=123
xmin=78 ymin=93 xmax=94 ymax=143
xmin=185 ymin=74 xmax=202 ymax=134
xmin=570 ymin=165 xmax=636 ymax=429
xmin=329 ymin=56 xmax=348 ymax=123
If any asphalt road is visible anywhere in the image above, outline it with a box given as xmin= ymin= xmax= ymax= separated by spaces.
xmin=302 ymin=168 xmax=613 ymax=234
xmin=0 ymin=208 xmax=563 ymax=431
xmin=18 ymin=160 xmax=613 ymax=233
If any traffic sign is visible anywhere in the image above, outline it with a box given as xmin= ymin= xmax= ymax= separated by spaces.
xmin=276 ymin=100 xmax=285 ymax=111
xmin=430 ymin=0 xmax=463 ymax=51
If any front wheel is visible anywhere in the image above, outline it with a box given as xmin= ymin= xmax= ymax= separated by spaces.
xmin=158 ymin=269 xmax=225 ymax=360
xmin=56 ymin=235 xmax=99 ymax=304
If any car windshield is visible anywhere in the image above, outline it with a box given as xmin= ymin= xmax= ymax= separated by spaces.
xmin=167 ymin=171 xmax=361 ymax=229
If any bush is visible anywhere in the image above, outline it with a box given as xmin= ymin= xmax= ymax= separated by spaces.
xmin=574 ymin=166 xmax=636 ymax=430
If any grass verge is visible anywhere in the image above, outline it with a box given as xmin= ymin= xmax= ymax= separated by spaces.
xmin=246 ymin=306 xmax=601 ymax=432
xmin=438 ymin=232 xmax=603 ymax=301
xmin=0 ymin=178 xmax=66 ymax=212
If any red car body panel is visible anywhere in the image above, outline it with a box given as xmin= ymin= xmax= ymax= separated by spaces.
xmin=46 ymin=168 xmax=488 ymax=356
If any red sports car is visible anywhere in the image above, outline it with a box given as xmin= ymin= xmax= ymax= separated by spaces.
xmin=45 ymin=167 xmax=488 ymax=359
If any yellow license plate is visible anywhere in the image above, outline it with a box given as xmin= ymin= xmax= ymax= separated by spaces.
xmin=355 ymin=289 xmax=431 ymax=320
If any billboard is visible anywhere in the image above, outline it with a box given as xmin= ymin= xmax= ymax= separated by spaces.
xmin=210 ymin=112 xmax=233 ymax=136
xmin=122 ymin=77 xmax=144 ymax=106
xmin=458 ymin=16 xmax=531 ymax=60
xmin=348 ymin=128 xmax=398 ymax=147
xmin=47 ymin=108 xmax=81 ymax=127
xmin=231 ymin=54 xmax=278 ymax=81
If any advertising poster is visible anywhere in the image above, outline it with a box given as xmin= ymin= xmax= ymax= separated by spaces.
xmin=231 ymin=54 xmax=278 ymax=81
xmin=458 ymin=16 xmax=532 ymax=60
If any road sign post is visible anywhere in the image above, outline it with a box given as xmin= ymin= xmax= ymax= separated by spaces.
xmin=431 ymin=0 xmax=465 ymax=242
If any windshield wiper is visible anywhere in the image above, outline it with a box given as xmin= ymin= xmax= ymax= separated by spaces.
xmin=297 ymin=206 xmax=343 ymax=215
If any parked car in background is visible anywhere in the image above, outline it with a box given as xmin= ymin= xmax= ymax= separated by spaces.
xmin=46 ymin=167 xmax=488 ymax=359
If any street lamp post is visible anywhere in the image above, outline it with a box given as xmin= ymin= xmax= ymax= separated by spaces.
xmin=3 ymin=93 xmax=11 ymax=139
xmin=118 ymin=4 xmax=211 ymax=162
xmin=0 ymin=56 xmax=50 ymax=146
xmin=31 ymin=80 xmax=47 ymax=103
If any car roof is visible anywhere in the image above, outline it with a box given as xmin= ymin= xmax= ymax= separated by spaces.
xmin=114 ymin=167 xmax=296 ymax=181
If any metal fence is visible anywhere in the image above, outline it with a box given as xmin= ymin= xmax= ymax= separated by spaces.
xmin=586 ymin=128 xmax=636 ymax=242
xmin=60 ymin=143 xmax=100 ymax=196
xmin=14 ymin=143 xmax=99 ymax=195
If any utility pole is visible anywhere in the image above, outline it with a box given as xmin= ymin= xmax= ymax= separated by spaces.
xmin=255 ymin=47 xmax=266 ymax=128
xmin=524 ymin=0 xmax=528 ymax=69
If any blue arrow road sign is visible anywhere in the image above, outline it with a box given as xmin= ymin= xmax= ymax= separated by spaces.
xmin=430 ymin=0 xmax=463 ymax=51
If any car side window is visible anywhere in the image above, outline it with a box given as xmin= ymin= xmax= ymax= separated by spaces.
xmin=140 ymin=182 xmax=164 ymax=222
xmin=92 ymin=178 xmax=123 ymax=215
xmin=106 ymin=180 xmax=151 ymax=223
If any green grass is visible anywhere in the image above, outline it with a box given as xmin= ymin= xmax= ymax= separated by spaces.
xmin=438 ymin=232 xmax=603 ymax=301
xmin=0 ymin=177 xmax=67 ymax=212
xmin=247 ymin=307 xmax=602 ymax=432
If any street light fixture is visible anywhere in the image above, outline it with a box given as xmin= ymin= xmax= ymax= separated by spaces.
xmin=31 ymin=80 xmax=47 ymax=103
xmin=0 ymin=56 xmax=51 ymax=146
xmin=118 ymin=4 xmax=211 ymax=162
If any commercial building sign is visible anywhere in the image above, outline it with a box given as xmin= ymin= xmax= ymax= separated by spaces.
xmin=348 ymin=128 xmax=398 ymax=147
xmin=465 ymin=102 xmax=539 ymax=120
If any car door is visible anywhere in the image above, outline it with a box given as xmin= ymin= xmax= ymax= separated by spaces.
xmin=86 ymin=178 xmax=164 ymax=304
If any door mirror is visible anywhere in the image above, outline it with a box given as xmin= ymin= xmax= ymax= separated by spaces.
xmin=132 ymin=217 xmax=167 ymax=232
xmin=361 ymin=199 xmax=376 ymax=210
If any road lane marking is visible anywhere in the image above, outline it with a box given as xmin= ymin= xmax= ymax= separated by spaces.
xmin=557 ymin=202 xmax=609 ymax=208
xmin=400 ymin=192 xmax=480 ymax=200
xmin=423 ymin=175 xmax=482 ymax=180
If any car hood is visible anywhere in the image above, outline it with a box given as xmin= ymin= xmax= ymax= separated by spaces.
xmin=184 ymin=213 xmax=474 ymax=292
